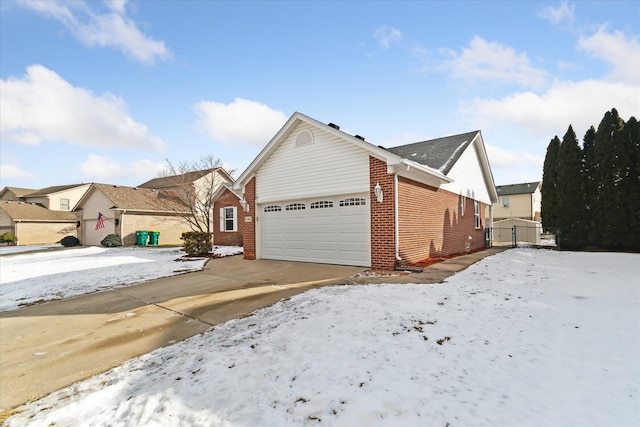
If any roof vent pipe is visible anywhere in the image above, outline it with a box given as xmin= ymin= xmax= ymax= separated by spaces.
xmin=354 ymin=135 xmax=365 ymax=140
xmin=328 ymin=123 xmax=340 ymax=130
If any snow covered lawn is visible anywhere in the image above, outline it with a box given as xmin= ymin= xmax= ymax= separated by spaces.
xmin=4 ymin=248 xmax=640 ymax=426
xmin=0 ymin=245 xmax=243 ymax=312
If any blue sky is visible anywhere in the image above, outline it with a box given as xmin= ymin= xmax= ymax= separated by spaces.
xmin=1 ymin=1 xmax=638 ymax=190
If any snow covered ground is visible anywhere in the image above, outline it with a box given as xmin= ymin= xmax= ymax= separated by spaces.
xmin=0 ymin=245 xmax=242 ymax=311
xmin=3 ymin=248 xmax=639 ymax=426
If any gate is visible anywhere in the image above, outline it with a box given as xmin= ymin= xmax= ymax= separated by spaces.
xmin=487 ymin=226 xmax=561 ymax=248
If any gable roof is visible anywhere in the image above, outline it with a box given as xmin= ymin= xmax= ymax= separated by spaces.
xmin=234 ymin=112 xmax=452 ymax=191
xmin=384 ymin=131 xmax=479 ymax=175
xmin=78 ymin=184 xmax=189 ymax=212
xmin=25 ymin=184 xmax=88 ymax=197
xmin=0 ymin=201 xmax=77 ymax=221
xmin=138 ymin=168 xmax=233 ymax=189
xmin=0 ymin=187 xmax=38 ymax=198
xmin=496 ymin=182 xmax=541 ymax=196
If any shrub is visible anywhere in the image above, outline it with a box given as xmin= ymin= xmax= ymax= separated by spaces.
xmin=0 ymin=232 xmax=18 ymax=243
xmin=181 ymin=231 xmax=212 ymax=256
xmin=60 ymin=236 xmax=80 ymax=247
xmin=101 ymin=234 xmax=122 ymax=247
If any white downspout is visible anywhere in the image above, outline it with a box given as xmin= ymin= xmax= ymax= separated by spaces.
xmin=394 ymin=172 xmax=401 ymax=261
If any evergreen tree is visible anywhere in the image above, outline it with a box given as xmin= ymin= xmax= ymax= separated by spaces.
xmin=593 ymin=109 xmax=625 ymax=248
xmin=555 ymin=125 xmax=586 ymax=249
xmin=581 ymin=127 xmax=597 ymax=246
xmin=618 ymin=116 xmax=640 ymax=250
xmin=541 ymin=136 xmax=561 ymax=229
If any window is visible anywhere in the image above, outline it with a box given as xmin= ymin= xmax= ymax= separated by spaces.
xmin=310 ymin=201 xmax=333 ymax=209
xmin=285 ymin=203 xmax=305 ymax=211
xmin=502 ymin=196 xmax=510 ymax=208
xmin=474 ymin=201 xmax=481 ymax=229
xmin=459 ymin=195 xmax=465 ymax=216
xmin=60 ymin=198 xmax=70 ymax=210
xmin=339 ymin=198 xmax=366 ymax=207
xmin=264 ymin=205 xmax=282 ymax=212
xmin=220 ymin=206 xmax=237 ymax=232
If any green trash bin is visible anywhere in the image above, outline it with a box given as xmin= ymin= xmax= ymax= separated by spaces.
xmin=135 ymin=230 xmax=149 ymax=246
xmin=148 ymin=231 xmax=160 ymax=246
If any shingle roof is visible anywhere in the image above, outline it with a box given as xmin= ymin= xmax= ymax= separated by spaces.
xmin=1 ymin=187 xmax=37 ymax=198
xmin=384 ymin=131 xmax=480 ymax=175
xmin=496 ymin=182 xmax=540 ymax=196
xmin=92 ymin=184 xmax=188 ymax=212
xmin=0 ymin=201 xmax=77 ymax=221
xmin=26 ymin=184 xmax=87 ymax=197
xmin=138 ymin=168 xmax=229 ymax=189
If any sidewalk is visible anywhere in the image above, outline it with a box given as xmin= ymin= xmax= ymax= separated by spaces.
xmin=0 ymin=247 xmax=506 ymax=414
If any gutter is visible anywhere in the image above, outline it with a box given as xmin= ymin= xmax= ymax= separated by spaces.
xmin=394 ymin=172 xmax=401 ymax=262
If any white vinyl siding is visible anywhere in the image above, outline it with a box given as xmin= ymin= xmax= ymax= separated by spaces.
xmin=441 ymin=142 xmax=492 ymax=205
xmin=220 ymin=207 xmax=237 ymax=232
xmin=255 ymin=122 xmax=370 ymax=203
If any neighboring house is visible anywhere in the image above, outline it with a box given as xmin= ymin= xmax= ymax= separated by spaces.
xmin=0 ymin=184 xmax=91 ymax=211
xmin=0 ymin=187 xmax=37 ymax=201
xmin=139 ymin=167 xmax=240 ymax=246
xmin=493 ymin=181 xmax=541 ymax=221
xmin=233 ymin=112 xmax=498 ymax=270
xmin=211 ymin=183 xmax=244 ymax=247
xmin=0 ymin=201 xmax=77 ymax=245
xmin=138 ymin=168 xmax=233 ymax=196
xmin=74 ymin=184 xmax=192 ymax=246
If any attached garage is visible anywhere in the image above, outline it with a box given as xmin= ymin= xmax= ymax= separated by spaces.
xmin=234 ymin=112 xmax=498 ymax=271
xmin=259 ymin=194 xmax=370 ymax=266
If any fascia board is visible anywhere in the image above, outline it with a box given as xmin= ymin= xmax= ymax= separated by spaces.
xmin=393 ymin=158 xmax=453 ymax=186
xmin=473 ymin=132 xmax=499 ymax=203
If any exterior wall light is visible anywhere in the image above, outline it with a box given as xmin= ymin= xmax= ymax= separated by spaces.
xmin=374 ymin=182 xmax=383 ymax=203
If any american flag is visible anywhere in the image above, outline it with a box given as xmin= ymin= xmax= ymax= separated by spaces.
xmin=95 ymin=212 xmax=107 ymax=230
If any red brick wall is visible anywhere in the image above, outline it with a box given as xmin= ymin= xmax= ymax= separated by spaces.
xmin=369 ymin=156 xmax=396 ymax=270
xmin=397 ymin=176 xmax=486 ymax=264
xmin=213 ymin=188 xmax=244 ymax=247
xmin=241 ymin=177 xmax=256 ymax=260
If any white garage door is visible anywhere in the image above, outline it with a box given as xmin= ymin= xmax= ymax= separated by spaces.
xmin=260 ymin=194 xmax=371 ymax=267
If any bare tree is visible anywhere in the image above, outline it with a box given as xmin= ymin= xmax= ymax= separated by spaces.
xmin=157 ymin=155 xmax=235 ymax=233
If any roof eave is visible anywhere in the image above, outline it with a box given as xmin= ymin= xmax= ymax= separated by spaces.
xmin=393 ymin=159 xmax=453 ymax=185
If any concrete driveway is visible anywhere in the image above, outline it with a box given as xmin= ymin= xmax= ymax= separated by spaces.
xmin=0 ymin=247 xmax=506 ymax=414
xmin=0 ymin=256 xmax=365 ymax=413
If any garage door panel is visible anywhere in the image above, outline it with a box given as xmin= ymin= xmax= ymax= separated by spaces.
xmin=260 ymin=194 xmax=370 ymax=267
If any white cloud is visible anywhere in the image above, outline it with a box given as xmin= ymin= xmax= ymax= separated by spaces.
xmin=0 ymin=65 xmax=166 ymax=151
xmin=0 ymin=164 xmax=37 ymax=180
xmin=460 ymin=28 xmax=639 ymax=141
xmin=79 ymin=153 xmax=165 ymax=181
xmin=538 ymin=1 xmax=575 ymax=26
xmin=442 ymin=36 xmax=548 ymax=89
xmin=373 ymin=25 xmax=402 ymax=49
xmin=485 ymin=143 xmax=524 ymax=169
xmin=19 ymin=0 xmax=171 ymax=64
xmin=193 ymin=98 xmax=288 ymax=147
xmin=463 ymin=79 xmax=639 ymax=138
xmin=577 ymin=28 xmax=640 ymax=85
